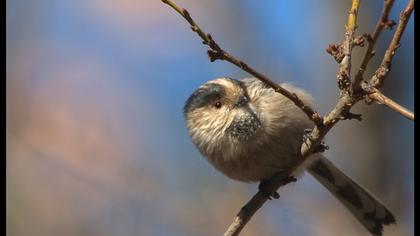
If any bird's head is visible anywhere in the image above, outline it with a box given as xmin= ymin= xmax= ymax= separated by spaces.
xmin=184 ymin=77 xmax=261 ymax=156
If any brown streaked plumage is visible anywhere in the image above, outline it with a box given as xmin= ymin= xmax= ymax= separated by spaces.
xmin=184 ymin=77 xmax=395 ymax=235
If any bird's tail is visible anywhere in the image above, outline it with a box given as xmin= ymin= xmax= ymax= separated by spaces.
xmin=307 ymin=156 xmax=395 ymax=236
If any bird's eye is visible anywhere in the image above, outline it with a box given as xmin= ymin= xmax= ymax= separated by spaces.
xmin=214 ymin=101 xmax=222 ymax=109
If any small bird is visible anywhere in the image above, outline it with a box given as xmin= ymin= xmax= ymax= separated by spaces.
xmin=183 ymin=77 xmax=395 ymax=235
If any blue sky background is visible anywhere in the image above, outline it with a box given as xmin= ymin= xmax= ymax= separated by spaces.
xmin=7 ymin=1 xmax=413 ymax=236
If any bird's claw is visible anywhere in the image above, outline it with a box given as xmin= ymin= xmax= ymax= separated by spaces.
xmin=303 ymin=129 xmax=329 ymax=153
xmin=314 ymin=141 xmax=329 ymax=153
xmin=259 ymin=176 xmax=297 ymax=200
xmin=258 ymin=180 xmax=280 ymax=200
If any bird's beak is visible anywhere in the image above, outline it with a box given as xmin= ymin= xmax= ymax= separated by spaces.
xmin=235 ymin=95 xmax=249 ymax=107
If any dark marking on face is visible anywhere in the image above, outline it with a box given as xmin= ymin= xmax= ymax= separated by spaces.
xmin=184 ymin=83 xmax=225 ymax=114
xmin=309 ymin=160 xmax=335 ymax=185
xmin=235 ymin=95 xmax=249 ymax=107
xmin=336 ymin=182 xmax=363 ymax=209
xmin=228 ymin=78 xmax=251 ymax=101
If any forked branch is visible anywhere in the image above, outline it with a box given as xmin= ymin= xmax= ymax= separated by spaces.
xmin=353 ymin=0 xmax=395 ymax=89
xmin=161 ymin=0 xmax=414 ymax=235
xmin=369 ymin=0 xmax=415 ymax=89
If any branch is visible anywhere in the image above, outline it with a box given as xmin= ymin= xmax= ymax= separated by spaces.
xmin=161 ymin=0 xmax=413 ymax=235
xmin=369 ymin=0 xmax=414 ymax=88
xmin=353 ymin=0 xmax=395 ymax=90
xmin=336 ymin=0 xmax=360 ymax=94
xmin=224 ymin=95 xmax=357 ymax=236
xmin=225 ymin=1 xmax=362 ymax=235
xmin=161 ymin=0 xmax=323 ymax=125
xmin=366 ymin=88 xmax=414 ymax=120
xmin=224 ymin=177 xmax=297 ymax=236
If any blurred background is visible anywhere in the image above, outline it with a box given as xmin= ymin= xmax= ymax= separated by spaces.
xmin=6 ymin=1 xmax=414 ymax=236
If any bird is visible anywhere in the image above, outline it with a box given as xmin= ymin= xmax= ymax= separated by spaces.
xmin=183 ymin=77 xmax=395 ymax=235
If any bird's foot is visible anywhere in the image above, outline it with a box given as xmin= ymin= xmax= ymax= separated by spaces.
xmin=314 ymin=141 xmax=329 ymax=153
xmin=258 ymin=180 xmax=280 ymax=200
xmin=258 ymin=176 xmax=297 ymax=200
xmin=303 ymin=129 xmax=329 ymax=153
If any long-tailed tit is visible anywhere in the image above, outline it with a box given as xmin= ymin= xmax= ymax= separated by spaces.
xmin=183 ymin=77 xmax=395 ymax=235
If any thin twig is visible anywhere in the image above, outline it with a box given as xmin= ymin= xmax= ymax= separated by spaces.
xmin=353 ymin=0 xmax=395 ymax=90
xmin=370 ymin=0 xmax=414 ymax=88
xmin=367 ymin=89 xmax=414 ymax=120
xmin=224 ymin=177 xmax=297 ymax=236
xmin=161 ymin=0 xmax=323 ymax=125
xmin=336 ymin=0 xmax=360 ymax=94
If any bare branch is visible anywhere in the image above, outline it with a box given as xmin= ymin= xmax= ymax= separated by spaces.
xmin=224 ymin=93 xmax=360 ymax=236
xmin=161 ymin=0 xmax=323 ymax=125
xmin=224 ymin=2 xmax=362 ymax=234
xmin=370 ymin=0 xmax=414 ymax=88
xmin=224 ymin=177 xmax=296 ymax=236
xmin=337 ymin=0 xmax=360 ymax=94
xmin=354 ymin=0 xmax=395 ymax=90
xmin=367 ymin=89 xmax=414 ymax=120
xmin=161 ymin=0 xmax=413 ymax=235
